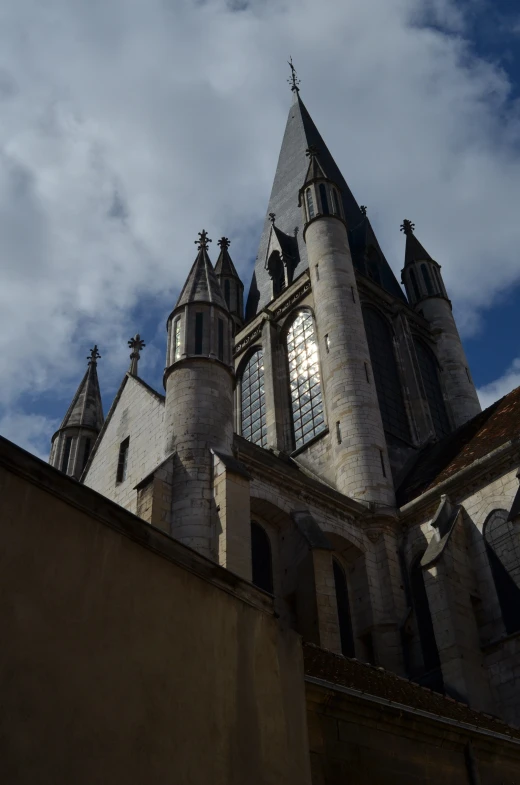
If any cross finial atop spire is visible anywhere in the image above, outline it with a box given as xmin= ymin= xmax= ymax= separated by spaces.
xmin=305 ymin=145 xmax=318 ymax=159
xmin=195 ymin=230 xmax=212 ymax=251
xmin=218 ymin=236 xmax=230 ymax=251
xmin=400 ymin=219 xmax=415 ymax=236
xmin=87 ymin=345 xmax=101 ymax=366
xmin=287 ymin=56 xmax=301 ymax=93
xmin=128 ymin=333 xmax=145 ymax=377
xmin=269 ymin=212 xmax=276 ymax=225
xmin=360 ymin=205 xmax=368 ymax=216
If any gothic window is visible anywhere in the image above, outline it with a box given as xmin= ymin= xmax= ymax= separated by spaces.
xmin=240 ymin=349 xmax=267 ymax=448
xmin=217 ymin=318 xmax=224 ymax=362
xmin=333 ymin=560 xmax=355 ymax=657
xmin=410 ymin=554 xmax=442 ymax=682
xmin=287 ymin=311 xmax=326 ymax=450
xmin=116 ymin=437 xmax=129 ymax=483
xmin=363 ymin=307 xmax=411 ymax=442
xmin=414 ymin=338 xmax=450 ymax=439
xmin=332 ymin=188 xmax=341 ymax=216
xmin=421 ymin=264 xmax=434 ymax=296
xmin=173 ymin=316 xmax=182 ymax=362
xmin=269 ymin=252 xmax=285 ymax=298
xmin=319 ymin=183 xmax=329 ymax=215
xmin=194 ymin=313 xmax=203 ymax=355
xmin=484 ymin=510 xmax=520 ymax=634
xmin=61 ymin=436 xmax=72 ymax=473
xmin=224 ymin=279 xmax=231 ymax=308
xmin=409 ymin=268 xmax=420 ymax=301
xmin=306 ymin=188 xmax=315 ymax=220
xmin=251 ymin=521 xmax=273 ymax=594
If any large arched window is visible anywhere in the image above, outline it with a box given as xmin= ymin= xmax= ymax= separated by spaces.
xmin=484 ymin=510 xmax=520 ymax=635
xmin=413 ymin=337 xmax=450 ymax=439
xmin=287 ymin=311 xmax=326 ymax=450
xmin=240 ymin=349 xmax=267 ymax=448
xmin=410 ymin=554 xmax=442 ymax=691
xmin=251 ymin=521 xmax=273 ymax=594
xmin=363 ymin=307 xmax=411 ymax=442
xmin=333 ymin=560 xmax=355 ymax=657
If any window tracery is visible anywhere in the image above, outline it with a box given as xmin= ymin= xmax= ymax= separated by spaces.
xmin=240 ymin=349 xmax=267 ymax=448
xmin=287 ymin=311 xmax=326 ymax=450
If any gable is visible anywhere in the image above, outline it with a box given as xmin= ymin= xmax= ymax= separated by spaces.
xmin=83 ymin=375 xmax=165 ymax=515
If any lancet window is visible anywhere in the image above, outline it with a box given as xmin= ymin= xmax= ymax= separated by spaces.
xmin=287 ymin=311 xmax=326 ymax=450
xmin=240 ymin=349 xmax=267 ymax=448
xmin=413 ymin=338 xmax=450 ymax=439
xmin=363 ymin=307 xmax=411 ymax=442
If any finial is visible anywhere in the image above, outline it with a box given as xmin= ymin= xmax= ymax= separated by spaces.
xmin=128 ymin=333 xmax=145 ymax=377
xmin=218 ymin=236 xmax=231 ymax=251
xmin=87 ymin=345 xmax=101 ymax=366
xmin=400 ymin=219 xmax=415 ymax=236
xmin=305 ymin=145 xmax=318 ymax=159
xmin=360 ymin=205 xmax=367 ymax=216
xmin=269 ymin=212 xmax=276 ymax=225
xmin=195 ymin=230 xmax=212 ymax=251
xmin=287 ymin=56 xmax=301 ymax=93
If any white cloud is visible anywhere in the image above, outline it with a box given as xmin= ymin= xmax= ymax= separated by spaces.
xmin=0 ymin=411 xmax=58 ymax=461
xmin=477 ymin=359 xmax=520 ymax=409
xmin=2 ymin=0 xmax=520 ymax=455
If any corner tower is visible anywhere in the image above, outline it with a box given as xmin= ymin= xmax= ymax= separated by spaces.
xmin=49 ymin=346 xmax=104 ymax=479
xmin=300 ymin=148 xmax=394 ymax=506
xmin=400 ymin=220 xmax=481 ymax=428
xmin=164 ymin=231 xmax=235 ymax=559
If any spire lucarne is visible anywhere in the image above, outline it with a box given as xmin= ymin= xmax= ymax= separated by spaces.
xmin=246 ymin=88 xmax=405 ymax=317
xmin=49 ymin=346 xmax=104 ymax=479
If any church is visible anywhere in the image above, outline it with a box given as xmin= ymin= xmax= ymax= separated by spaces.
xmin=4 ymin=66 xmax=520 ymax=784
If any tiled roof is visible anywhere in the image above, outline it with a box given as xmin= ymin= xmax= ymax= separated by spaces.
xmin=397 ymin=386 xmax=520 ymax=505
xmin=303 ymin=643 xmax=520 ymax=740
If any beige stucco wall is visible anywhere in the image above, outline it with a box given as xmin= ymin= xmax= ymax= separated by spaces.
xmin=0 ymin=438 xmax=311 ymax=785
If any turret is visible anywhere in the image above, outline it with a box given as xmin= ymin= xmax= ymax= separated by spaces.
xmin=400 ymin=220 xmax=481 ymax=428
xmin=214 ymin=237 xmax=244 ymax=328
xmin=164 ymin=231 xmax=235 ymax=559
xmin=49 ymin=346 xmax=104 ymax=479
xmin=300 ymin=148 xmax=394 ymax=506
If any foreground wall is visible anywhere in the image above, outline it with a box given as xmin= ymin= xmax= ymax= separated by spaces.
xmin=0 ymin=437 xmax=311 ymax=785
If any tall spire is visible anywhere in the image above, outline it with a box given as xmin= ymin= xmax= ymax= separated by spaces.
xmin=215 ymin=237 xmax=244 ymax=326
xmin=128 ymin=334 xmax=145 ymax=377
xmin=246 ymin=88 xmax=405 ymax=317
xmin=175 ymin=231 xmax=228 ymax=310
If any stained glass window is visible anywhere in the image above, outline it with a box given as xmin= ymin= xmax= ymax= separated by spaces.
xmin=363 ymin=307 xmax=411 ymax=442
xmin=287 ymin=311 xmax=326 ymax=450
xmin=240 ymin=350 xmax=267 ymax=447
xmin=414 ymin=337 xmax=450 ymax=439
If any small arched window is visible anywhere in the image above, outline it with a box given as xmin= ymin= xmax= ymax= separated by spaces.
xmin=363 ymin=307 xmax=411 ymax=442
xmin=333 ymin=560 xmax=355 ymax=657
xmin=251 ymin=521 xmax=273 ymax=593
xmin=173 ymin=316 xmax=182 ymax=362
xmin=484 ymin=510 xmax=520 ymax=634
xmin=240 ymin=349 xmax=267 ymax=448
xmin=414 ymin=337 xmax=450 ymax=439
xmin=306 ymin=188 xmax=315 ymax=220
xmin=410 ymin=554 xmax=442 ymax=676
xmin=421 ymin=264 xmax=434 ymax=296
xmin=409 ymin=268 xmax=420 ymax=302
xmin=287 ymin=311 xmax=326 ymax=449
xmin=332 ymin=188 xmax=341 ymax=216
xmin=319 ymin=183 xmax=329 ymax=215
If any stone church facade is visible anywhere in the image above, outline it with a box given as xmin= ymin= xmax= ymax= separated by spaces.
xmin=48 ymin=76 xmax=520 ymax=737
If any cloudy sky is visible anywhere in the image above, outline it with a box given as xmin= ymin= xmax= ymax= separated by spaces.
xmin=1 ymin=0 xmax=520 ymax=459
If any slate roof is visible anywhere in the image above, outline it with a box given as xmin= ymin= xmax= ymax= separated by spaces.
xmin=214 ymin=245 xmax=240 ymax=280
xmin=246 ymin=92 xmax=405 ymax=318
xmin=397 ymin=386 xmax=520 ymax=505
xmin=303 ymin=643 xmax=520 ymax=740
xmin=175 ymin=247 xmax=228 ymax=310
xmin=404 ymin=229 xmax=434 ymax=266
xmin=58 ymin=361 xmax=104 ymax=433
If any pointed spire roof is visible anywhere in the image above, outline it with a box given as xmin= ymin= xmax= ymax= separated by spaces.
xmin=246 ymin=93 xmax=405 ymax=317
xmin=400 ymin=220 xmax=434 ymax=266
xmin=175 ymin=231 xmax=228 ymax=310
xmin=59 ymin=346 xmax=104 ymax=432
xmin=302 ymin=145 xmax=329 ymax=186
xmin=214 ymin=237 xmax=240 ymax=279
